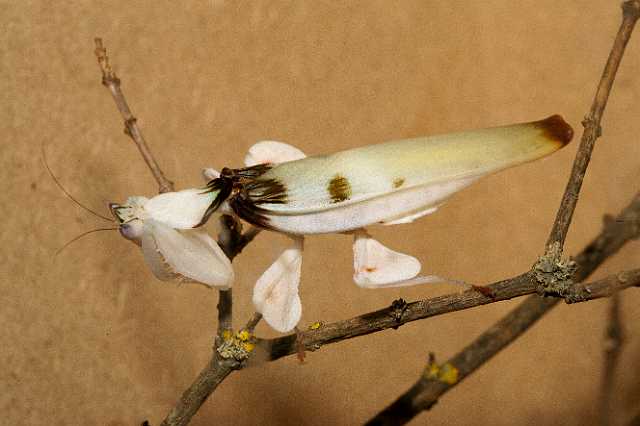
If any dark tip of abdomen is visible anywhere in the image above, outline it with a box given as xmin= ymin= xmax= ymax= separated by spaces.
xmin=536 ymin=114 xmax=574 ymax=146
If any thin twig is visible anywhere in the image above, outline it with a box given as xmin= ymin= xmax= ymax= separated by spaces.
xmin=216 ymin=290 xmax=233 ymax=336
xmin=160 ymin=291 xmax=240 ymax=426
xmin=245 ymin=313 xmax=263 ymax=332
xmin=546 ymin=0 xmax=640 ymax=248
xmin=599 ymin=292 xmax=625 ymax=426
xmin=159 ymin=356 xmax=235 ymax=426
xmin=264 ymin=194 xmax=640 ymax=362
xmin=569 ymin=270 xmax=638 ymax=304
xmin=264 ymin=273 xmax=535 ymax=360
xmin=368 ymin=2 xmax=640 ymax=421
xmin=217 ymin=214 xmax=262 ymax=259
xmin=94 ymin=38 xmax=174 ymax=193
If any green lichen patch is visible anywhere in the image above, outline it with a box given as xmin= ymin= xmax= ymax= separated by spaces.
xmin=533 ymin=242 xmax=578 ymax=296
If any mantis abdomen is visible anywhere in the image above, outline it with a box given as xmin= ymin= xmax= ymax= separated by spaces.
xmin=242 ymin=115 xmax=573 ymax=234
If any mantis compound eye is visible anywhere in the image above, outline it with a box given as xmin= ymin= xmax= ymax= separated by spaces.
xmin=119 ymin=219 xmax=144 ymax=241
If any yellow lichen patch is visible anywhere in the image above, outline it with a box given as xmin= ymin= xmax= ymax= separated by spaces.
xmin=438 ymin=363 xmax=459 ymax=385
xmin=237 ymin=330 xmax=251 ymax=341
xmin=425 ymin=360 xmax=459 ymax=385
xmin=426 ymin=363 xmax=440 ymax=379
xmin=241 ymin=342 xmax=256 ymax=352
xmin=309 ymin=322 xmax=323 ymax=331
xmin=217 ymin=329 xmax=257 ymax=361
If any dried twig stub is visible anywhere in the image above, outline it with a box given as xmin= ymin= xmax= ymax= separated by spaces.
xmin=94 ymin=38 xmax=174 ymax=194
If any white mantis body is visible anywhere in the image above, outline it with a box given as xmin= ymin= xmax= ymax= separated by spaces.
xmin=110 ymin=115 xmax=573 ymax=332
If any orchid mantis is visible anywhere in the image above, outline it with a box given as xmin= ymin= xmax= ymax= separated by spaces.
xmin=110 ymin=115 xmax=573 ymax=332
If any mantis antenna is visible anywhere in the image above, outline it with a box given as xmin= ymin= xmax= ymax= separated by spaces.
xmin=55 ymin=227 xmax=119 ymax=257
xmin=41 ymin=143 xmax=114 ymax=223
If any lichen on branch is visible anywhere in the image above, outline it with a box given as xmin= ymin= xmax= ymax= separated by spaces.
xmin=533 ymin=241 xmax=578 ymax=296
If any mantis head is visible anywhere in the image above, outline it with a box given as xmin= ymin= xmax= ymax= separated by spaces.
xmin=110 ymin=196 xmax=148 ymax=243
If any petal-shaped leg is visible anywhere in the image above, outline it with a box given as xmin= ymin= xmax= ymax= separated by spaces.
xmin=141 ymin=219 xmax=234 ymax=289
xmin=353 ymin=229 xmax=422 ymax=288
xmin=352 ymin=230 xmax=469 ymax=288
xmin=252 ymin=237 xmax=304 ymax=332
xmin=244 ymin=140 xmax=306 ymax=167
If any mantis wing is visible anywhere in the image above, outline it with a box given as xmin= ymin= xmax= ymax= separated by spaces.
xmin=240 ymin=115 xmax=572 ymax=234
xmin=141 ymin=219 xmax=234 ymax=289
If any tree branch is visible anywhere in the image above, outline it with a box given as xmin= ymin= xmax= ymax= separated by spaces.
xmin=568 ymin=270 xmax=639 ymax=304
xmin=216 ymin=290 xmax=233 ymax=337
xmin=546 ymin=0 xmax=640 ymax=248
xmin=245 ymin=313 xmax=263 ymax=333
xmin=158 ymin=356 xmax=235 ymax=426
xmin=217 ymin=214 xmax=261 ymax=259
xmin=94 ymin=38 xmax=174 ymax=193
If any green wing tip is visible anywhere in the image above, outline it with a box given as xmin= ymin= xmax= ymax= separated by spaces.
xmin=536 ymin=114 xmax=574 ymax=147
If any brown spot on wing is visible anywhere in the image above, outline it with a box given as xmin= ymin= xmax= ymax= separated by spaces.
xmin=535 ymin=114 xmax=574 ymax=146
xmin=393 ymin=177 xmax=405 ymax=188
xmin=328 ymin=174 xmax=352 ymax=203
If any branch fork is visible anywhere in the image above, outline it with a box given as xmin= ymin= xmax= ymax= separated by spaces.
xmin=533 ymin=242 xmax=578 ymax=297
xmin=216 ymin=330 xmax=257 ymax=363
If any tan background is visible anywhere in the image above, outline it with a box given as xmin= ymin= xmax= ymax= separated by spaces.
xmin=3 ymin=1 xmax=640 ymax=425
